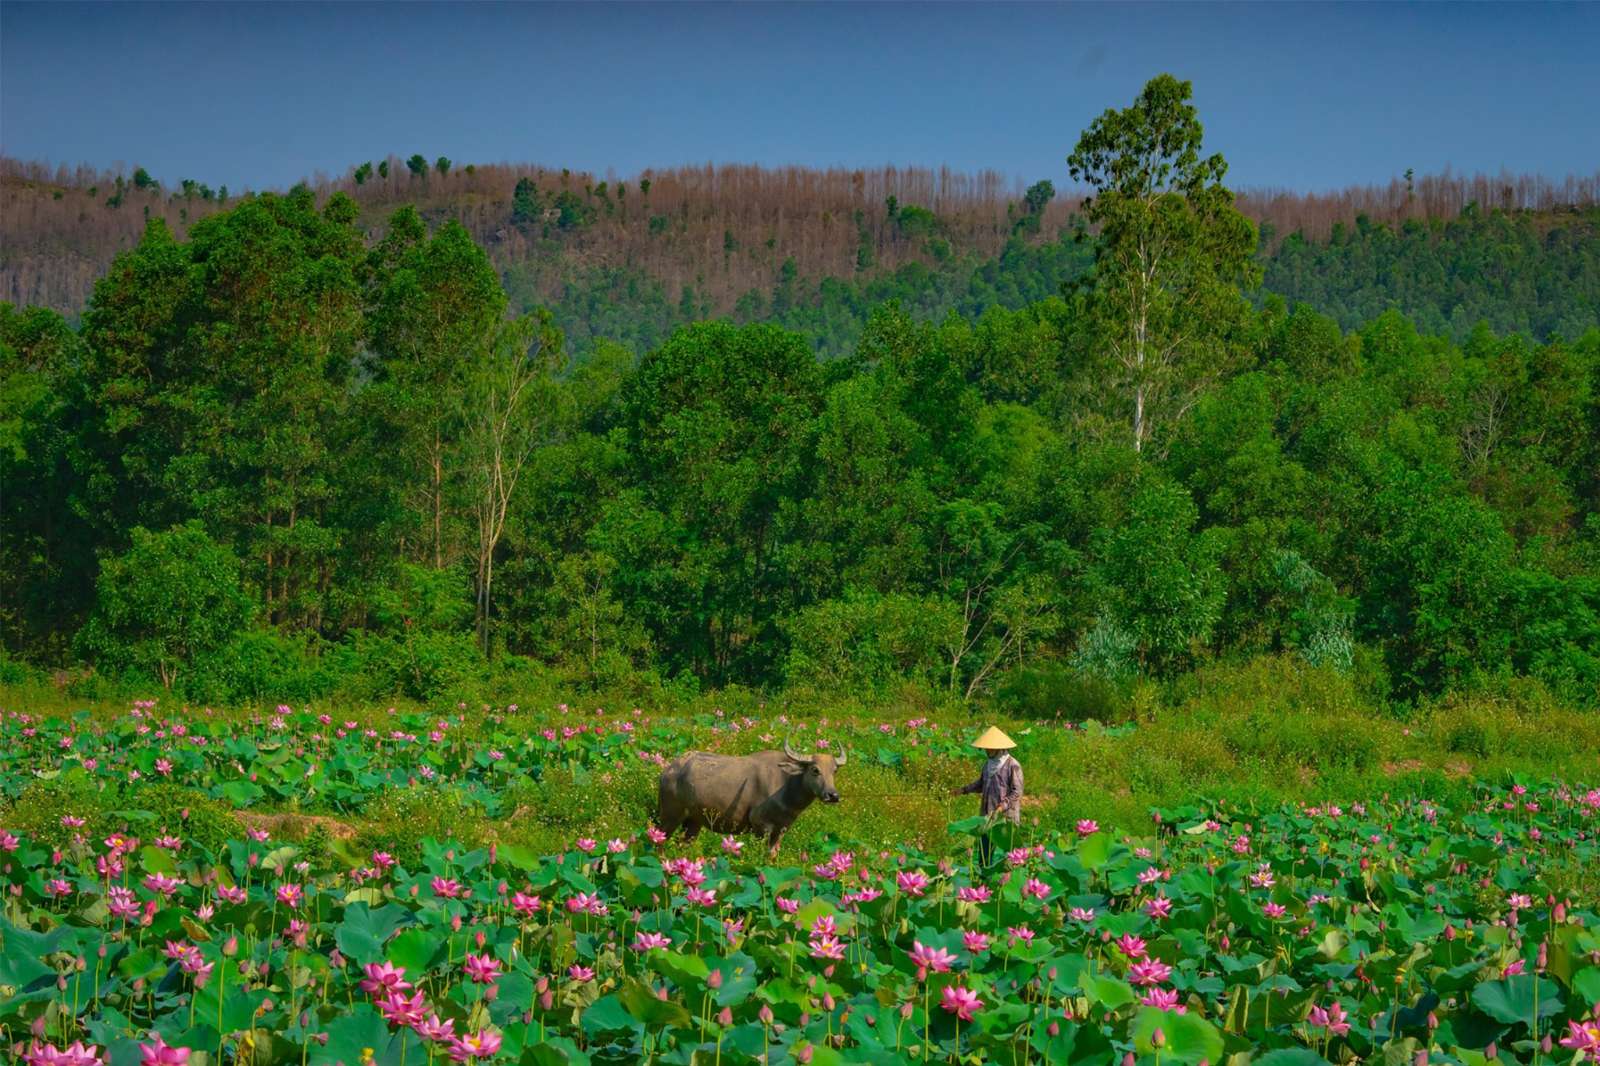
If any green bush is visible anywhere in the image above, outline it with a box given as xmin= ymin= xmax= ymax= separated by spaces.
xmin=75 ymin=522 xmax=255 ymax=690
xmin=186 ymin=629 xmax=343 ymax=705
xmin=992 ymin=661 xmax=1130 ymax=723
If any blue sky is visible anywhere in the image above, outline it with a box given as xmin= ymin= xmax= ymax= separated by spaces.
xmin=2 ymin=2 xmax=1596 ymax=194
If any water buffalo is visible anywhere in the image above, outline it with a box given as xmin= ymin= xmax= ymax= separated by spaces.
xmin=656 ymin=737 xmax=846 ymax=858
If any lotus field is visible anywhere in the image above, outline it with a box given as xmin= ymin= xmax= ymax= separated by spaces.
xmin=2 ymin=702 xmax=1599 ymax=1066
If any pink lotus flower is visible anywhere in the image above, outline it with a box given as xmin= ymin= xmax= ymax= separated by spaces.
xmin=606 ymin=838 xmax=627 ymax=854
xmin=45 ymin=878 xmax=72 ymax=897
xmin=1069 ymin=906 xmax=1096 ymax=922
xmin=1309 ymin=1000 xmax=1351 ymax=1037
xmin=896 ymin=870 xmax=929 ymax=897
xmin=809 ymin=934 xmax=846 ymax=960
xmin=1558 ymin=1019 xmax=1600 ymax=1056
xmin=360 ymin=961 xmax=412 ymax=995
xmin=575 ymin=838 xmax=597 ymax=854
xmin=963 ymin=931 xmax=991 ymax=954
xmin=430 ymin=877 xmax=463 ymax=899
xmin=137 ymin=1036 xmax=190 ymax=1065
xmin=568 ymin=964 xmax=595 ymax=982
xmin=633 ymin=931 xmax=672 ymax=952
xmin=776 ymin=896 xmax=799 ymax=914
xmin=448 ymin=1028 xmax=503 ymax=1061
xmin=142 ymin=873 xmax=183 ymax=897
xmin=1128 ymin=959 xmax=1174 ymax=986
xmin=274 ymin=883 xmax=303 ymax=908
xmin=25 ymin=1041 xmax=106 ymax=1066
xmin=957 ymin=885 xmax=991 ymax=903
xmin=1075 ymin=820 xmax=1099 ymax=835
xmin=1503 ymin=959 xmax=1526 ymax=977
xmin=1145 ymin=895 xmax=1173 ymax=919
xmin=646 ymin=826 xmax=667 ymax=845
xmin=511 ymin=891 xmax=541 ymax=916
xmin=216 ymin=884 xmax=247 ymax=904
xmin=1008 ymin=925 xmax=1036 ymax=946
xmin=721 ymin=836 xmax=744 ymax=855
xmin=1263 ymin=901 xmax=1288 ymax=920
xmin=378 ymin=989 xmax=427 ymax=1027
xmin=685 ymin=886 xmax=718 ymax=908
xmin=908 ymin=941 xmax=957 ymax=978
xmin=1141 ymin=987 xmax=1185 ymax=1012
xmin=1022 ymin=877 xmax=1050 ymax=901
xmin=1005 ymin=848 xmax=1030 ymax=867
xmin=940 ymin=984 xmax=983 ymax=1021
xmin=0 ymin=830 xmax=19 ymax=851
xmin=463 ymin=952 xmax=501 ymax=984
xmin=1115 ymin=934 xmax=1147 ymax=959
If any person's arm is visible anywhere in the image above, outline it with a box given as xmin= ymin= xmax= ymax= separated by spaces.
xmin=955 ymin=774 xmax=983 ymax=795
xmin=1004 ymin=761 xmax=1024 ymax=811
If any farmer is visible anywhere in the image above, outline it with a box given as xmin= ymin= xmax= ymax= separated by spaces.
xmin=951 ymin=726 xmax=1023 ymax=868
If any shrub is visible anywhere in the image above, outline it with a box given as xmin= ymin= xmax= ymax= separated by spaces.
xmin=993 ymin=661 xmax=1131 ymax=723
xmin=76 ymin=523 xmax=255 ymax=690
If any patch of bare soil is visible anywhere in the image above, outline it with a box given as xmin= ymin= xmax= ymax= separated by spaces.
xmin=235 ymin=811 xmax=360 ymax=840
xmin=1382 ymin=759 xmax=1425 ymax=775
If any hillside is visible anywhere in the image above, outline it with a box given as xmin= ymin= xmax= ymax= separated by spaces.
xmin=4 ymin=157 xmax=1597 ymax=353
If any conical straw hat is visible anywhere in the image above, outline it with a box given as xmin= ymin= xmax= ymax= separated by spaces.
xmin=972 ymin=726 xmax=1016 ymax=750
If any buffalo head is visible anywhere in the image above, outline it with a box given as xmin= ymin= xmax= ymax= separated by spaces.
xmin=783 ymin=736 xmax=847 ymax=803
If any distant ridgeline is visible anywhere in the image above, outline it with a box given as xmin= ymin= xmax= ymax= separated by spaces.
xmin=2 ymin=157 xmax=1596 ymax=354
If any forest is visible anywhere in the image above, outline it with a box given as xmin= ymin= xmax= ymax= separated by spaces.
xmin=2 ymin=75 xmax=1598 ymax=714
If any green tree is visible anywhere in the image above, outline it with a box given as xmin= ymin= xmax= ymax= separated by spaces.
xmin=435 ymin=156 xmax=452 ymax=177
xmin=367 ymin=209 xmax=507 ymax=570
xmin=1094 ymin=478 xmax=1225 ymax=670
xmin=132 ymin=167 xmax=157 ymax=190
xmin=406 ymin=154 xmax=428 ymax=179
xmin=354 ymin=162 xmax=373 ymax=186
xmin=79 ymin=191 xmax=367 ymax=628
xmin=77 ymin=523 xmax=255 ymax=688
xmin=1067 ymin=74 xmax=1261 ymax=452
xmin=463 ymin=310 xmax=569 ymax=655
xmin=378 ymin=159 xmax=390 ymax=179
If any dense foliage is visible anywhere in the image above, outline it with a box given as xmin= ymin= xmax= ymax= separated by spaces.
xmin=2 ymin=79 xmax=1598 ymax=710
xmin=2 ymin=701 xmax=1598 ymax=1065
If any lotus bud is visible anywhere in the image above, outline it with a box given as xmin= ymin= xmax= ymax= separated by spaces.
xmin=760 ymin=1004 xmax=775 ymax=1025
xmin=1151 ymin=1028 xmax=1166 ymax=1049
xmin=31 ymin=1016 xmax=47 ymax=1038
xmin=1047 ymin=1021 xmax=1060 ymax=1037
xmin=1554 ymin=902 xmax=1567 ymax=923
xmin=1540 ymin=1034 xmax=1552 ymax=1053
xmin=484 ymin=983 xmax=498 ymax=1002
xmin=796 ymin=1046 xmax=813 ymax=1064
xmin=1123 ymin=1054 xmax=1137 ymax=1066
xmin=658 ymin=986 xmax=670 ymax=1002
xmin=536 ymin=976 xmax=549 ymax=993
xmin=475 ymin=930 xmax=486 ymax=948
xmin=824 ymin=964 xmax=835 ymax=978
xmin=799 ymin=1012 xmax=811 ymax=1027
xmin=450 ymin=915 xmax=462 ymax=932
xmin=539 ymin=990 xmax=553 ymax=1010
xmin=824 ymin=992 xmax=835 ymax=1011
xmin=1444 ymin=924 xmax=1456 ymax=941
xmin=717 ymin=1007 xmax=733 ymax=1026
xmin=1485 ymin=1042 xmax=1497 ymax=1059
xmin=707 ymin=969 xmax=723 ymax=989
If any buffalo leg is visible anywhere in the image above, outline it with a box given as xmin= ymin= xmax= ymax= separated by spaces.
xmin=766 ymin=827 xmax=784 ymax=860
xmin=681 ymin=819 xmax=703 ymax=843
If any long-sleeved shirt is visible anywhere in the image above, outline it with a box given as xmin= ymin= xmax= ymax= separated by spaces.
xmin=960 ymin=754 xmax=1023 ymax=825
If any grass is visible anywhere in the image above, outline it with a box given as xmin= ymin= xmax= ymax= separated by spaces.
xmin=3 ymin=655 xmax=1597 ymax=865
